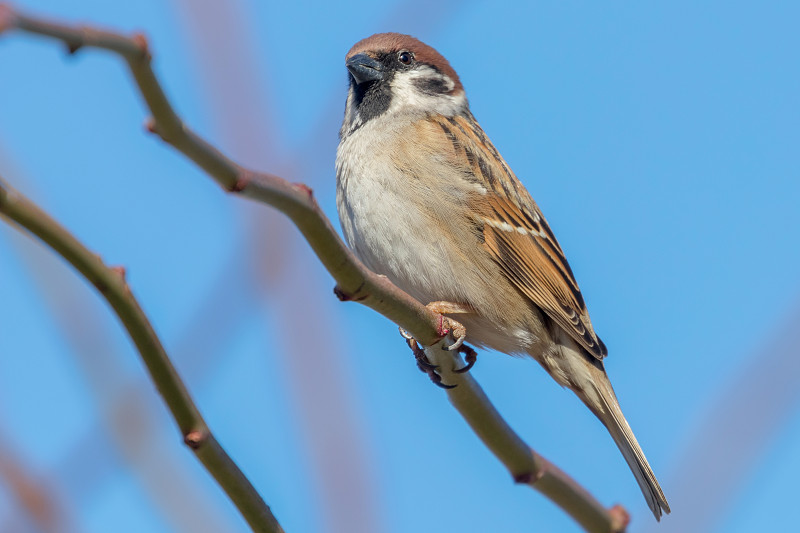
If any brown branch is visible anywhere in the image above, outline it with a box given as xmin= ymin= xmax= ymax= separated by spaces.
xmin=2 ymin=186 xmax=262 ymax=533
xmin=0 ymin=4 xmax=627 ymax=532
xmin=0 ymin=177 xmax=284 ymax=533
xmin=422 ymin=343 xmax=630 ymax=532
xmin=0 ymin=2 xmax=443 ymax=346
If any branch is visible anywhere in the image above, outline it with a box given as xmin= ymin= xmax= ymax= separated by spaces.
xmin=0 ymin=177 xmax=284 ymax=533
xmin=423 ymin=344 xmax=629 ymax=532
xmin=0 ymin=2 xmax=442 ymax=346
xmin=0 ymin=5 xmax=628 ymax=532
xmin=4 ymin=224 xmax=240 ymax=531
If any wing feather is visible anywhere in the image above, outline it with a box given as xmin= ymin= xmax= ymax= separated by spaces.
xmin=435 ymin=113 xmax=607 ymax=359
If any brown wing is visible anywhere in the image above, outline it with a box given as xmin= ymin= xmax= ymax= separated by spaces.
xmin=435 ymin=113 xmax=607 ymax=360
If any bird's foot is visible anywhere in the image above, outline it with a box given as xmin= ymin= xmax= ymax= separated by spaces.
xmin=425 ymin=301 xmax=471 ymax=351
xmin=404 ymin=336 xmax=456 ymax=389
xmin=399 ymin=301 xmax=476 ymax=387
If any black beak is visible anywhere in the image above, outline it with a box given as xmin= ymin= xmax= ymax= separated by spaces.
xmin=346 ymin=53 xmax=384 ymax=85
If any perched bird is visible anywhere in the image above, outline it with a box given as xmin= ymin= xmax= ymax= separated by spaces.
xmin=335 ymin=32 xmax=670 ymax=520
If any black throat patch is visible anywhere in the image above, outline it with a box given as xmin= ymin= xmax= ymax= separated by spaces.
xmin=351 ymin=76 xmax=393 ymax=125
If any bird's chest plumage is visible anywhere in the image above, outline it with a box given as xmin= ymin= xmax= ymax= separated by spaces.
xmin=335 ymin=120 xmax=470 ymax=304
xmin=335 ymin=115 xmax=549 ymax=355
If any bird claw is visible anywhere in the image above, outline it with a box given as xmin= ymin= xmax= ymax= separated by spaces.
xmin=423 ymin=301 xmax=469 ymax=351
xmin=416 ymin=356 xmax=438 ymax=372
xmin=399 ymin=303 xmax=477 ymax=387
xmin=405 ymin=337 xmax=456 ymax=389
xmin=453 ymin=344 xmax=478 ymax=373
xmin=431 ymin=377 xmax=457 ymax=390
xmin=403 ymin=338 xmax=478 ymax=389
xmin=398 ymin=326 xmax=413 ymax=340
xmin=442 ymin=325 xmax=466 ymax=351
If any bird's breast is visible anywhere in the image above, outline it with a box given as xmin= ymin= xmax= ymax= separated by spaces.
xmin=334 ymin=118 xmax=549 ymax=355
xmin=335 ymin=121 xmax=472 ymax=304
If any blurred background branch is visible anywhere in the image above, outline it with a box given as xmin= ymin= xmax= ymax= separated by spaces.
xmin=637 ymin=306 xmax=800 ymax=533
xmin=0 ymin=428 xmax=73 ymax=533
xmin=0 ymin=176 xmax=284 ymax=533
xmin=2 ymin=211 xmax=245 ymax=533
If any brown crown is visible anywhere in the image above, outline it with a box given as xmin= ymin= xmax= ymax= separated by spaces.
xmin=346 ymin=33 xmax=463 ymax=93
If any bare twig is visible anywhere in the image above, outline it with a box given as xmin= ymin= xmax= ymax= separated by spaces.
xmin=0 ymin=174 xmax=240 ymax=532
xmin=0 ymin=5 xmax=628 ymax=532
xmin=0 ymin=2 xmax=444 ymax=346
xmin=0 ymin=177 xmax=284 ymax=533
xmin=423 ymin=343 xmax=630 ymax=533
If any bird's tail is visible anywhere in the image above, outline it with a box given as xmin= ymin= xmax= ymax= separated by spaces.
xmin=581 ymin=367 xmax=671 ymax=520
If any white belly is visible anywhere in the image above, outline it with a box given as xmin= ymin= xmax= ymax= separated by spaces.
xmin=336 ymin=136 xmax=459 ymax=304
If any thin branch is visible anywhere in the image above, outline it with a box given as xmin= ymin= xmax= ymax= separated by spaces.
xmin=0 ymin=172 xmax=241 ymax=532
xmin=422 ymin=344 xmax=629 ymax=533
xmin=0 ymin=178 xmax=284 ymax=533
xmin=0 ymin=2 xmax=443 ymax=347
xmin=0 ymin=5 xmax=628 ymax=532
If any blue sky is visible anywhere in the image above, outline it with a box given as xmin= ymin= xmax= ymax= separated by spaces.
xmin=1 ymin=1 xmax=799 ymax=532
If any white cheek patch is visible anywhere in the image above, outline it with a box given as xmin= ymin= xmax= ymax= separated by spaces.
xmin=389 ymin=67 xmax=465 ymax=116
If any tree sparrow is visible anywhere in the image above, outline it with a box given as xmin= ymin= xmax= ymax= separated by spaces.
xmin=336 ymin=33 xmax=670 ymax=520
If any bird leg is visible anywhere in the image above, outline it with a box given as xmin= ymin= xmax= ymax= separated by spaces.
xmin=426 ymin=301 xmax=471 ymax=352
xmin=399 ymin=303 xmax=478 ymax=387
xmin=398 ymin=301 xmax=477 ymax=387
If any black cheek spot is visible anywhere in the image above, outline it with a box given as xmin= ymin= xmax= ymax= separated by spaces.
xmin=413 ymin=76 xmax=450 ymax=95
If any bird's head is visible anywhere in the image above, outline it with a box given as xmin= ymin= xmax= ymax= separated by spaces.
xmin=342 ymin=33 xmax=467 ymax=135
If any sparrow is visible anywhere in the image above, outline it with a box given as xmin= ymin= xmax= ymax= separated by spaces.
xmin=335 ymin=32 xmax=670 ymax=520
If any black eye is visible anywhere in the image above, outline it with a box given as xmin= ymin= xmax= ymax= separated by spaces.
xmin=398 ymin=51 xmax=413 ymax=65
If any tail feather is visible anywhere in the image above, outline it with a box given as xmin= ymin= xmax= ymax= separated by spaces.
xmin=592 ymin=375 xmax=671 ymax=520
xmin=534 ymin=338 xmax=670 ymax=519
